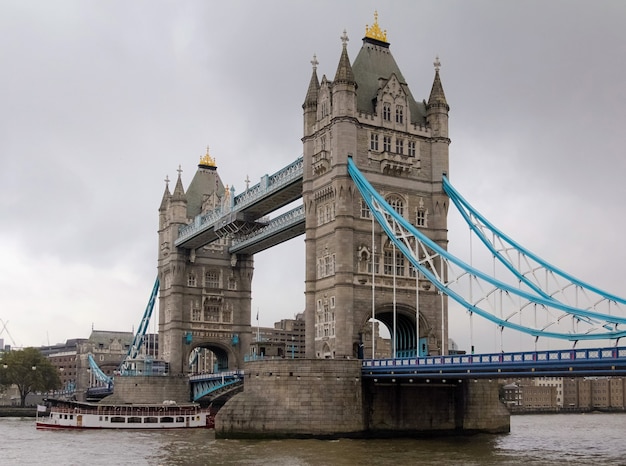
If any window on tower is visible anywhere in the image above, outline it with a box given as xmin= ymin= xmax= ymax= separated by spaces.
xmin=396 ymin=105 xmax=404 ymax=124
xmin=408 ymin=140 xmax=416 ymax=157
xmin=367 ymin=253 xmax=380 ymax=274
xmin=416 ymin=208 xmax=427 ymax=227
xmin=204 ymin=271 xmax=219 ymax=288
xmin=383 ymin=136 xmax=391 ymax=152
xmin=360 ymin=199 xmax=371 ymax=219
xmin=383 ymin=103 xmax=391 ymax=121
xmin=203 ymin=301 xmax=220 ymax=322
xmin=387 ymin=195 xmax=404 ymax=217
xmin=383 ymin=245 xmax=406 ymax=277
xmin=396 ymin=139 xmax=404 ymax=155
xmin=370 ymin=133 xmax=379 ymax=151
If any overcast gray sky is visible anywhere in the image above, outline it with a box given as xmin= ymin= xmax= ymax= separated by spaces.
xmin=1 ymin=1 xmax=625 ymax=353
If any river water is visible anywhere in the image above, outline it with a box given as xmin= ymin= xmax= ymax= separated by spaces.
xmin=2 ymin=414 xmax=626 ymax=465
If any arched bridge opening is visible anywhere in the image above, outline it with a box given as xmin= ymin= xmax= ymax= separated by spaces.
xmin=370 ymin=305 xmax=432 ymax=359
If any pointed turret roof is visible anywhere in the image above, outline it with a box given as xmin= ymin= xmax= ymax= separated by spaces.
xmin=334 ymin=30 xmax=356 ymax=85
xmin=159 ymin=176 xmax=171 ymax=211
xmin=303 ymin=54 xmax=320 ymax=108
xmin=427 ymin=57 xmax=449 ymax=110
xmin=186 ymin=146 xmax=225 ymax=217
xmin=351 ymin=12 xmax=426 ymax=124
xmin=172 ymin=165 xmax=186 ymax=201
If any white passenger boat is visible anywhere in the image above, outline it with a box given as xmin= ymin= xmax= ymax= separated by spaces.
xmin=35 ymin=399 xmax=213 ymax=430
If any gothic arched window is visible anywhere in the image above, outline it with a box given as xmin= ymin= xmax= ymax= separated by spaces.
xmin=386 ymin=195 xmax=404 ymax=217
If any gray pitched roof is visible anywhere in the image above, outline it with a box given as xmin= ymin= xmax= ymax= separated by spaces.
xmin=352 ymin=37 xmax=426 ymax=125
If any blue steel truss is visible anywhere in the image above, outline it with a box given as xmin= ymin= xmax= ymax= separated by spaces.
xmin=190 ymin=371 xmax=244 ymax=401
xmin=230 ymin=204 xmax=304 ymax=253
xmin=347 ymin=158 xmax=626 ymax=343
xmin=443 ymin=177 xmax=626 ymax=319
xmin=119 ymin=277 xmax=160 ymax=375
xmin=176 ymin=157 xmax=303 ymax=246
xmin=87 ymin=353 xmax=113 ymax=386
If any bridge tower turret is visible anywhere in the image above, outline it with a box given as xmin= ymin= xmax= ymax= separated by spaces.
xmin=158 ymin=148 xmax=253 ymax=375
xmin=302 ymin=13 xmax=450 ymax=359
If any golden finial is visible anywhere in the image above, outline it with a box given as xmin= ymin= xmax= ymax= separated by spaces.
xmin=365 ymin=11 xmax=388 ymax=43
xmin=199 ymin=145 xmax=217 ymax=167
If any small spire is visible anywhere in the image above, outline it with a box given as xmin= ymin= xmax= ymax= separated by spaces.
xmin=427 ymin=56 xmax=449 ymax=111
xmin=172 ymin=164 xmax=186 ymax=200
xmin=341 ymin=30 xmax=349 ymax=47
xmin=159 ymin=175 xmax=171 ymax=211
xmin=311 ymin=54 xmax=319 ymax=71
xmin=333 ymin=29 xmax=356 ymax=84
xmin=245 ymin=175 xmax=250 ymax=190
xmin=303 ymin=54 xmax=321 ymax=108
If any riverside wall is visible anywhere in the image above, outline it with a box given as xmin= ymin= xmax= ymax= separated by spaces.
xmin=215 ymin=359 xmax=510 ymax=438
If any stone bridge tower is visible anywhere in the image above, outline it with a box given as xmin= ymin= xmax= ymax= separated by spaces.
xmin=157 ymin=148 xmax=253 ymax=374
xmin=302 ymin=15 xmax=450 ymax=359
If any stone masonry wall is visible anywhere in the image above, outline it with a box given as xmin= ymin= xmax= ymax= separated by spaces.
xmin=461 ymin=379 xmax=510 ymax=433
xmin=102 ymin=375 xmax=191 ymax=405
xmin=363 ymin=379 xmax=510 ymax=435
xmin=215 ymin=359 xmax=363 ymax=438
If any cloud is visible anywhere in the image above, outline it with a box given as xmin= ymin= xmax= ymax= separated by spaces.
xmin=1 ymin=1 xmax=625 ymax=355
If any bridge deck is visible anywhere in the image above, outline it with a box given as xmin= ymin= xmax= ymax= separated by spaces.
xmin=362 ymin=346 xmax=626 ymax=379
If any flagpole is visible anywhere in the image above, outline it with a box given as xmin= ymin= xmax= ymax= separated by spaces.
xmin=256 ymin=307 xmax=260 ymax=358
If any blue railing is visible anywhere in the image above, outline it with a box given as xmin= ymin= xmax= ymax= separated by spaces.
xmin=190 ymin=370 xmax=244 ymax=401
xmin=230 ymin=204 xmax=304 ymax=252
xmin=176 ymin=156 xmax=303 ymax=245
xmin=232 ymin=156 xmax=303 ymax=211
xmin=362 ymin=346 xmax=626 ymax=379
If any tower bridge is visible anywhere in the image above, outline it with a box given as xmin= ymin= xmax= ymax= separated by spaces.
xmin=147 ymin=14 xmax=626 ymax=437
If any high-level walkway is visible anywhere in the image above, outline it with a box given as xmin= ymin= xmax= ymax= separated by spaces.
xmin=175 ymin=157 xmax=304 ymax=254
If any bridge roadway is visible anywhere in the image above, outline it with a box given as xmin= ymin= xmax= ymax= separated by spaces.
xmin=175 ymin=156 xmax=304 ymax=254
xmin=362 ymin=345 xmax=626 ymax=380
xmin=188 ymin=346 xmax=626 ymax=399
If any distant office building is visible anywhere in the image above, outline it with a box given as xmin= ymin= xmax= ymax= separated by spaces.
xmin=503 ymin=376 xmax=626 ymax=412
xmin=252 ymin=314 xmax=306 ymax=359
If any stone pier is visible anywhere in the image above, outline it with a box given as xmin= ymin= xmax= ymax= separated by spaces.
xmin=215 ymin=359 xmax=510 ymax=438
xmin=215 ymin=359 xmax=363 ymax=438
xmin=102 ymin=375 xmax=191 ymax=404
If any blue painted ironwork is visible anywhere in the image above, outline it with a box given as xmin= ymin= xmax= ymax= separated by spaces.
xmin=119 ymin=277 xmax=160 ymax=375
xmin=230 ymin=204 xmax=305 ymax=253
xmin=87 ymin=353 xmax=113 ymax=386
xmin=232 ymin=156 xmax=303 ymax=210
xmin=443 ymin=176 xmax=626 ymax=318
xmin=347 ymin=157 xmax=626 ymax=342
xmin=176 ymin=157 xmax=303 ymax=246
xmin=190 ymin=370 xmax=244 ymax=401
xmin=87 ymin=353 xmax=113 ymax=397
xmin=362 ymin=346 xmax=626 ymax=379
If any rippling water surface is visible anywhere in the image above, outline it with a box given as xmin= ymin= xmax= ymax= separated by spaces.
xmin=2 ymin=414 xmax=626 ymax=465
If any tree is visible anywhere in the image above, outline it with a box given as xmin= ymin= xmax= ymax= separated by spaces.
xmin=0 ymin=347 xmax=61 ymax=407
